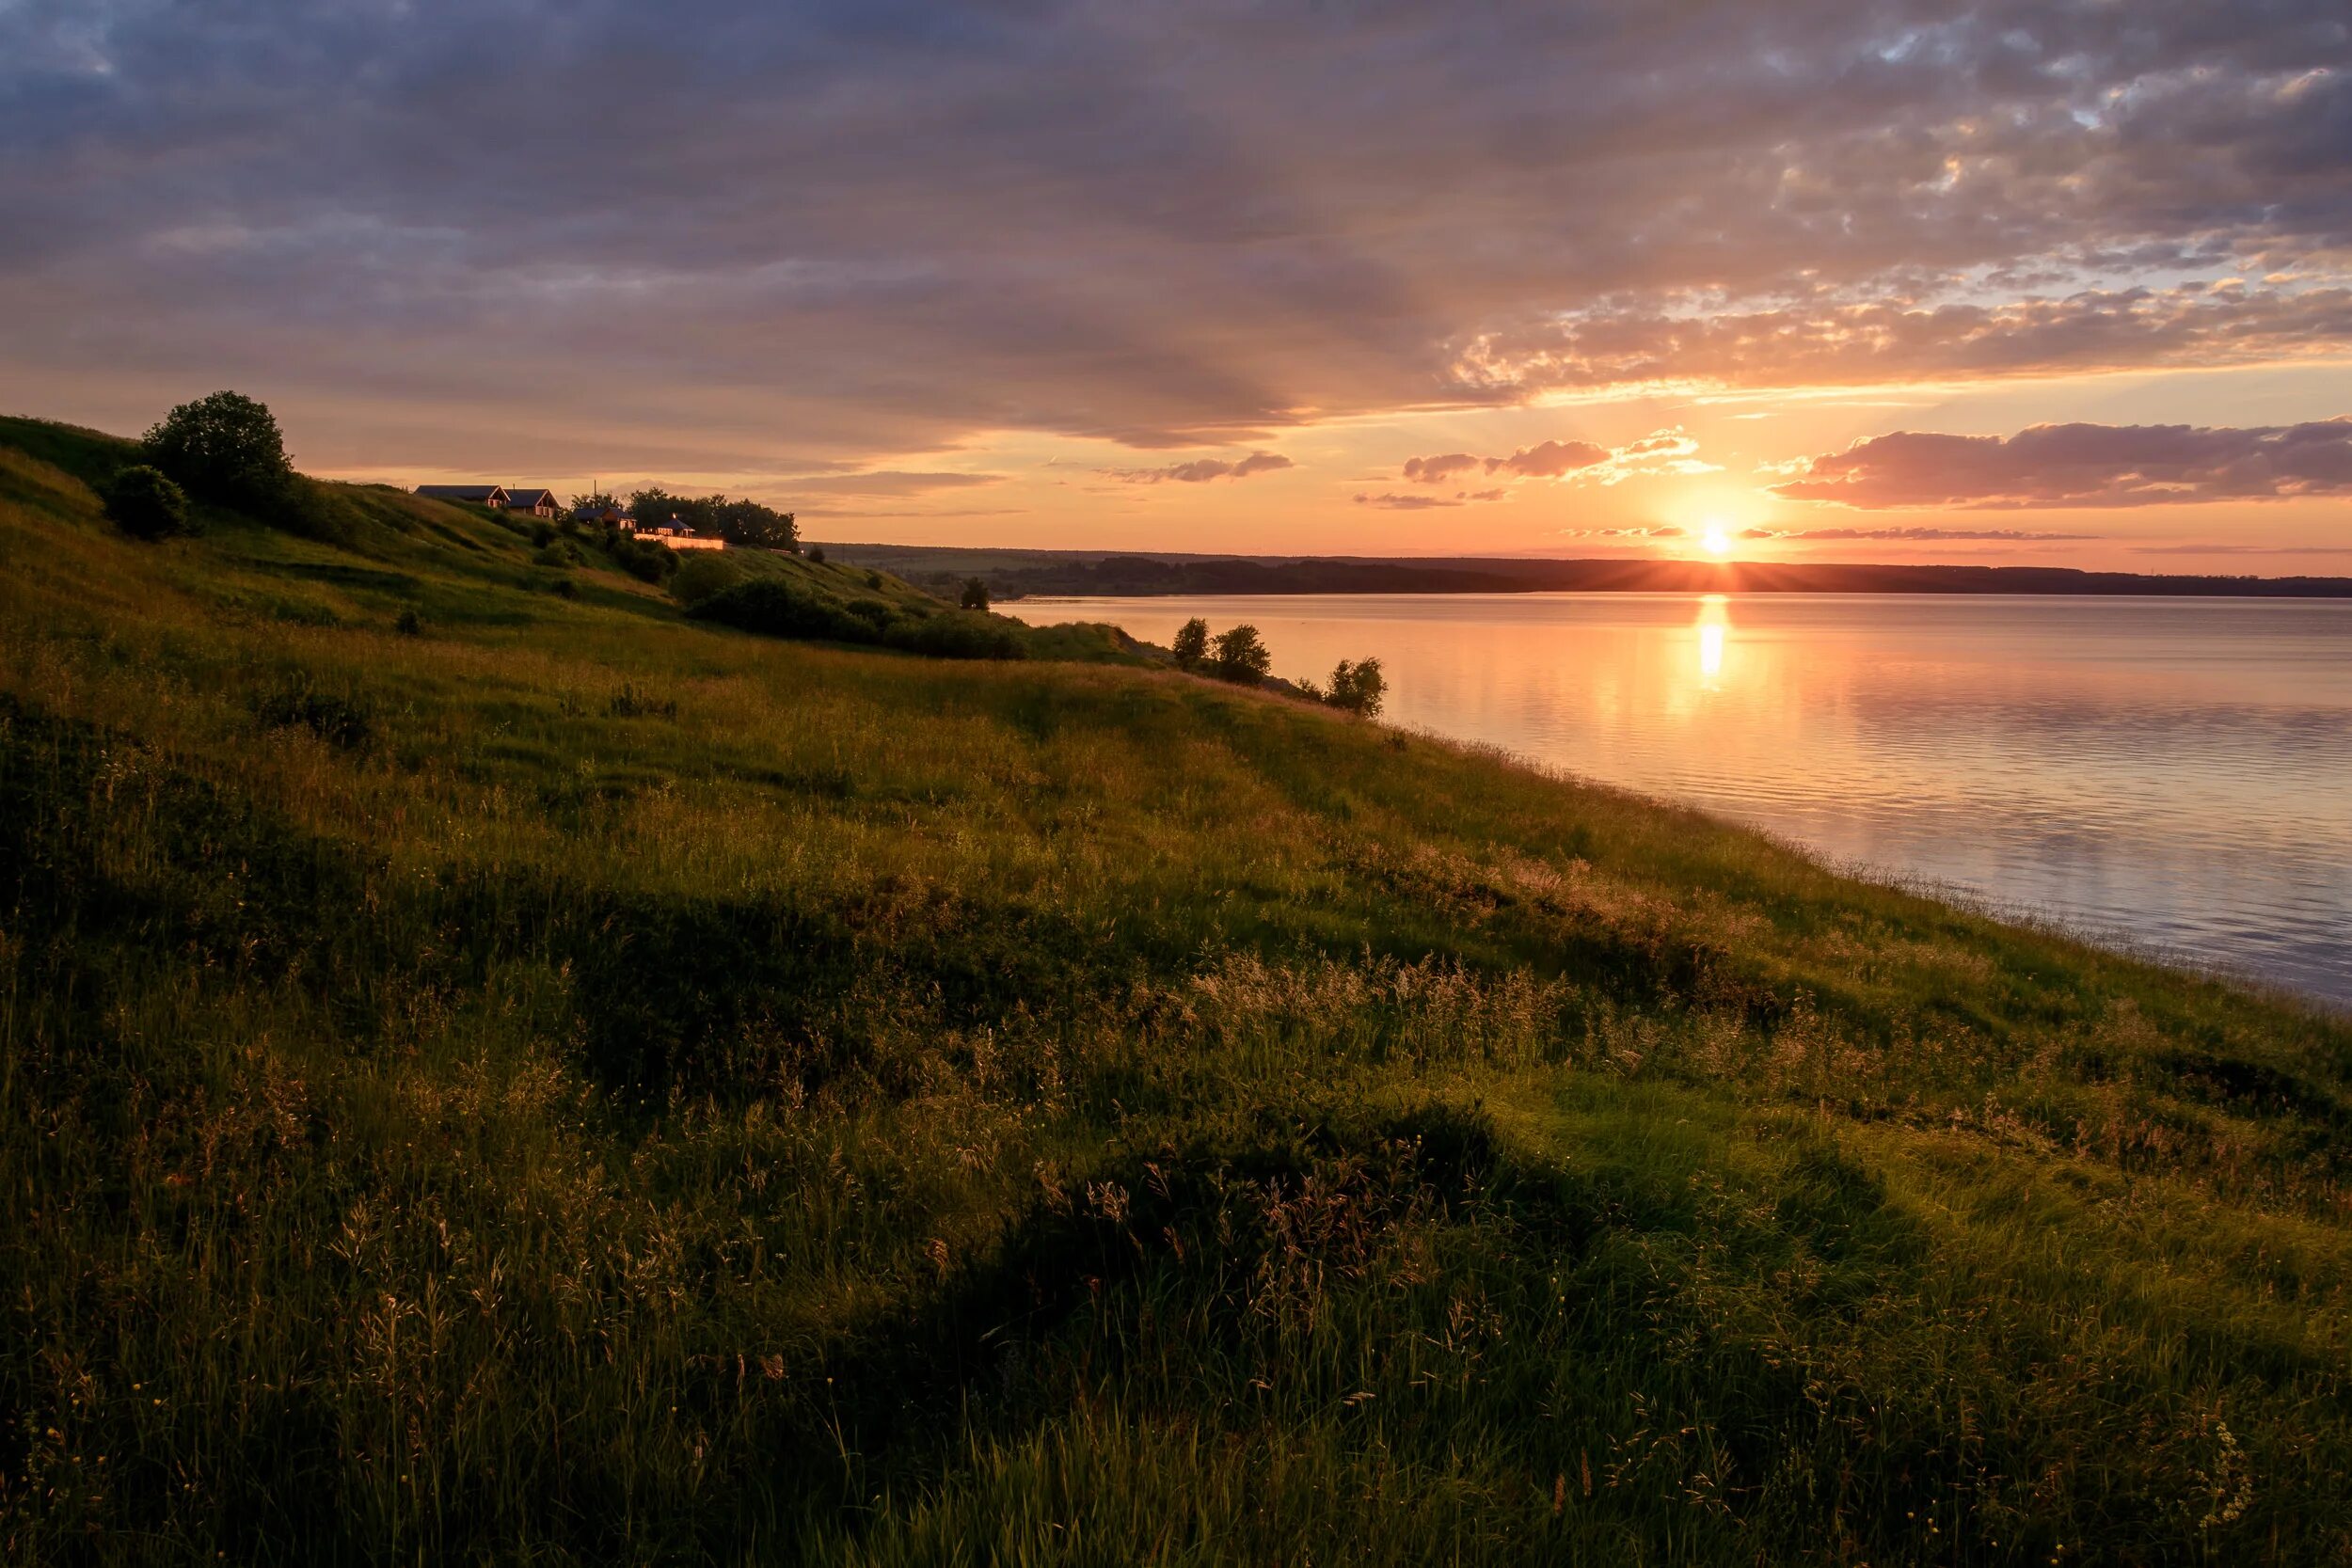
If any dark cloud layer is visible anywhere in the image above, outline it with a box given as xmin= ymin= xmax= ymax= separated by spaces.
xmin=1772 ymin=419 xmax=2352 ymax=509
xmin=3 ymin=1 xmax=2350 ymax=473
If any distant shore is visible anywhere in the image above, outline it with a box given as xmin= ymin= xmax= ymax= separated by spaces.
xmin=809 ymin=544 xmax=2352 ymax=602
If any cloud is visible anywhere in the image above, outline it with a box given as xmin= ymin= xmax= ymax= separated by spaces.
xmin=1355 ymin=492 xmax=1463 ymax=511
xmin=2131 ymin=542 xmax=2352 ymax=555
xmin=1115 ymin=451 xmax=1294 ymax=483
xmin=778 ymin=470 xmax=1003 ymax=498
xmin=1487 ymin=439 xmax=1611 ymax=478
xmin=1401 ymin=430 xmax=1705 ymax=488
xmin=1451 ymin=285 xmax=2352 ymax=400
xmin=1748 ymin=526 xmax=2095 ymax=541
xmin=4 ymin=1 xmax=2352 ymax=476
xmin=1402 ymin=452 xmax=1481 ymax=483
xmin=1556 ymin=525 xmax=1687 ymax=538
xmin=1772 ymin=419 xmax=2352 ymax=509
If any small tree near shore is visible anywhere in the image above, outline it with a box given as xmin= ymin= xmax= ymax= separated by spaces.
xmin=960 ymin=578 xmax=991 ymax=611
xmin=1210 ymin=624 xmax=1273 ymax=685
xmin=1327 ymin=657 xmax=1387 ymax=719
xmin=1171 ymin=617 xmax=1210 ymax=670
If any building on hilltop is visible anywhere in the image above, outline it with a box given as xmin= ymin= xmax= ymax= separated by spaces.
xmin=413 ymin=484 xmax=509 ymax=508
xmin=628 ymin=515 xmax=727 ymax=551
xmin=411 ymin=484 xmax=562 ymax=517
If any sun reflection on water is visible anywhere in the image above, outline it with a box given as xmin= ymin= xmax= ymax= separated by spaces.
xmin=1695 ymin=594 xmax=1729 ymax=686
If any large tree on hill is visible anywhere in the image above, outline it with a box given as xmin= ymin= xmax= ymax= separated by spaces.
xmin=1171 ymin=617 xmax=1210 ymax=670
xmin=142 ymin=390 xmax=294 ymax=515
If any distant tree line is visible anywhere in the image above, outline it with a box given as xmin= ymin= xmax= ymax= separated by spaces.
xmin=1168 ymin=617 xmax=1384 ymax=718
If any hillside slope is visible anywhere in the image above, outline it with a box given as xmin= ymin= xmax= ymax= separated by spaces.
xmin=3 ymin=417 xmax=2349 ymax=1565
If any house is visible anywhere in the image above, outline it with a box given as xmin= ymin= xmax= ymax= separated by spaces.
xmin=414 ymin=484 xmax=509 ymax=508
xmin=503 ymin=487 xmax=562 ymax=519
xmin=642 ymin=521 xmax=727 ymax=552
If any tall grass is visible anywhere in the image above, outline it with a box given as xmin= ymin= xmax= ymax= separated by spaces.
xmin=1 ymin=415 xmax=2348 ymax=1564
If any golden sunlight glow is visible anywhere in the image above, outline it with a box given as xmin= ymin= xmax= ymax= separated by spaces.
xmin=1695 ymin=594 xmax=1729 ymax=685
xmin=1700 ymin=521 xmax=1734 ymax=556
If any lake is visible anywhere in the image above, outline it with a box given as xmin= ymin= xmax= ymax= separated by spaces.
xmin=1002 ymin=593 xmax=2352 ymax=1007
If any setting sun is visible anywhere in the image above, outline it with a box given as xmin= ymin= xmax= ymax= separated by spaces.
xmin=1700 ymin=522 xmax=1734 ymax=556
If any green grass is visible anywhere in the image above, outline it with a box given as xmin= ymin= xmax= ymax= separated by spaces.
xmin=2 ymin=413 xmax=2348 ymax=1565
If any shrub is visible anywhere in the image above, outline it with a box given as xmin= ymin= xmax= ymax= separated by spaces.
xmin=393 ymin=609 xmax=421 ymax=636
xmin=552 ymin=578 xmax=579 ymax=599
xmin=1327 ymin=657 xmax=1388 ymax=719
xmin=1171 ymin=617 xmax=1209 ymax=670
xmin=866 ymin=570 xmax=884 ymax=590
xmin=611 ymin=535 xmax=677 ymax=582
xmin=807 ymin=546 xmax=827 ymax=564
xmin=691 ymin=578 xmax=871 ymax=642
xmin=142 ymin=390 xmax=295 ymax=517
xmin=959 ymin=577 xmax=991 ymax=611
xmin=891 ymin=610 xmax=1027 ymax=661
xmin=101 ymin=465 xmax=192 ymax=540
xmin=671 ymin=552 xmax=748 ymax=608
xmin=1210 ymin=624 xmax=1273 ymax=684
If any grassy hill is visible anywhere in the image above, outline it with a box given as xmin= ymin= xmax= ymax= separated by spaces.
xmin=3 ymin=414 xmax=2349 ymax=1565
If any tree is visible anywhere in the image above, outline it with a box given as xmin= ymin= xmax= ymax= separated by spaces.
xmin=1170 ymin=617 xmax=1210 ymax=670
xmin=101 ymin=465 xmax=192 ymax=540
xmin=1327 ymin=657 xmax=1387 ymax=719
xmin=959 ymin=577 xmax=991 ymax=611
xmin=1210 ymin=624 xmax=1272 ymax=684
xmin=142 ymin=390 xmax=294 ymax=515
xmin=708 ymin=496 xmax=797 ymax=549
xmin=628 ymin=486 xmax=679 ymax=529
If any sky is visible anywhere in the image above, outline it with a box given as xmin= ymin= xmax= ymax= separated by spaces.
xmin=3 ymin=0 xmax=2351 ymax=569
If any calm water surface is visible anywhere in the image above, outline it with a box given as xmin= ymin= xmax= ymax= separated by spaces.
xmin=1003 ymin=593 xmax=2352 ymax=1006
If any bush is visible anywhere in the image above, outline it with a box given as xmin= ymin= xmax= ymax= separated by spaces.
xmin=892 ymin=610 xmax=1026 ymax=660
xmin=1210 ymin=624 xmax=1273 ymax=684
xmin=807 ymin=546 xmax=827 ymax=564
xmin=691 ymin=578 xmax=871 ymax=642
xmin=1327 ymin=657 xmax=1387 ymax=719
xmin=959 ymin=577 xmax=991 ymax=611
xmin=142 ymin=390 xmax=295 ymax=517
xmin=1171 ymin=617 xmax=1209 ymax=670
xmin=393 ymin=609 xmax=421 ymax=636
xmin=101 ymin=465 xmax=192 ymax=540
xmin=611 ymin=535 xmax=678 ymax=582
xmin=671 ymin=552 xmax=748 ymax=608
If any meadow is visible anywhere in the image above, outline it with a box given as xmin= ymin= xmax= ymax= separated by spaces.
xmin=2 ymin=414 xmax=2348 ymax=1565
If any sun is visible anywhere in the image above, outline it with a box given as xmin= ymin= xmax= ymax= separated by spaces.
xmin=1699 ymin=520 xmax=1734 ymax=556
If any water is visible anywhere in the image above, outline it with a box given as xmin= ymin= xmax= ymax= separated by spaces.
xmin=1002 ymin=593 xmax=2352 ymax=1006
